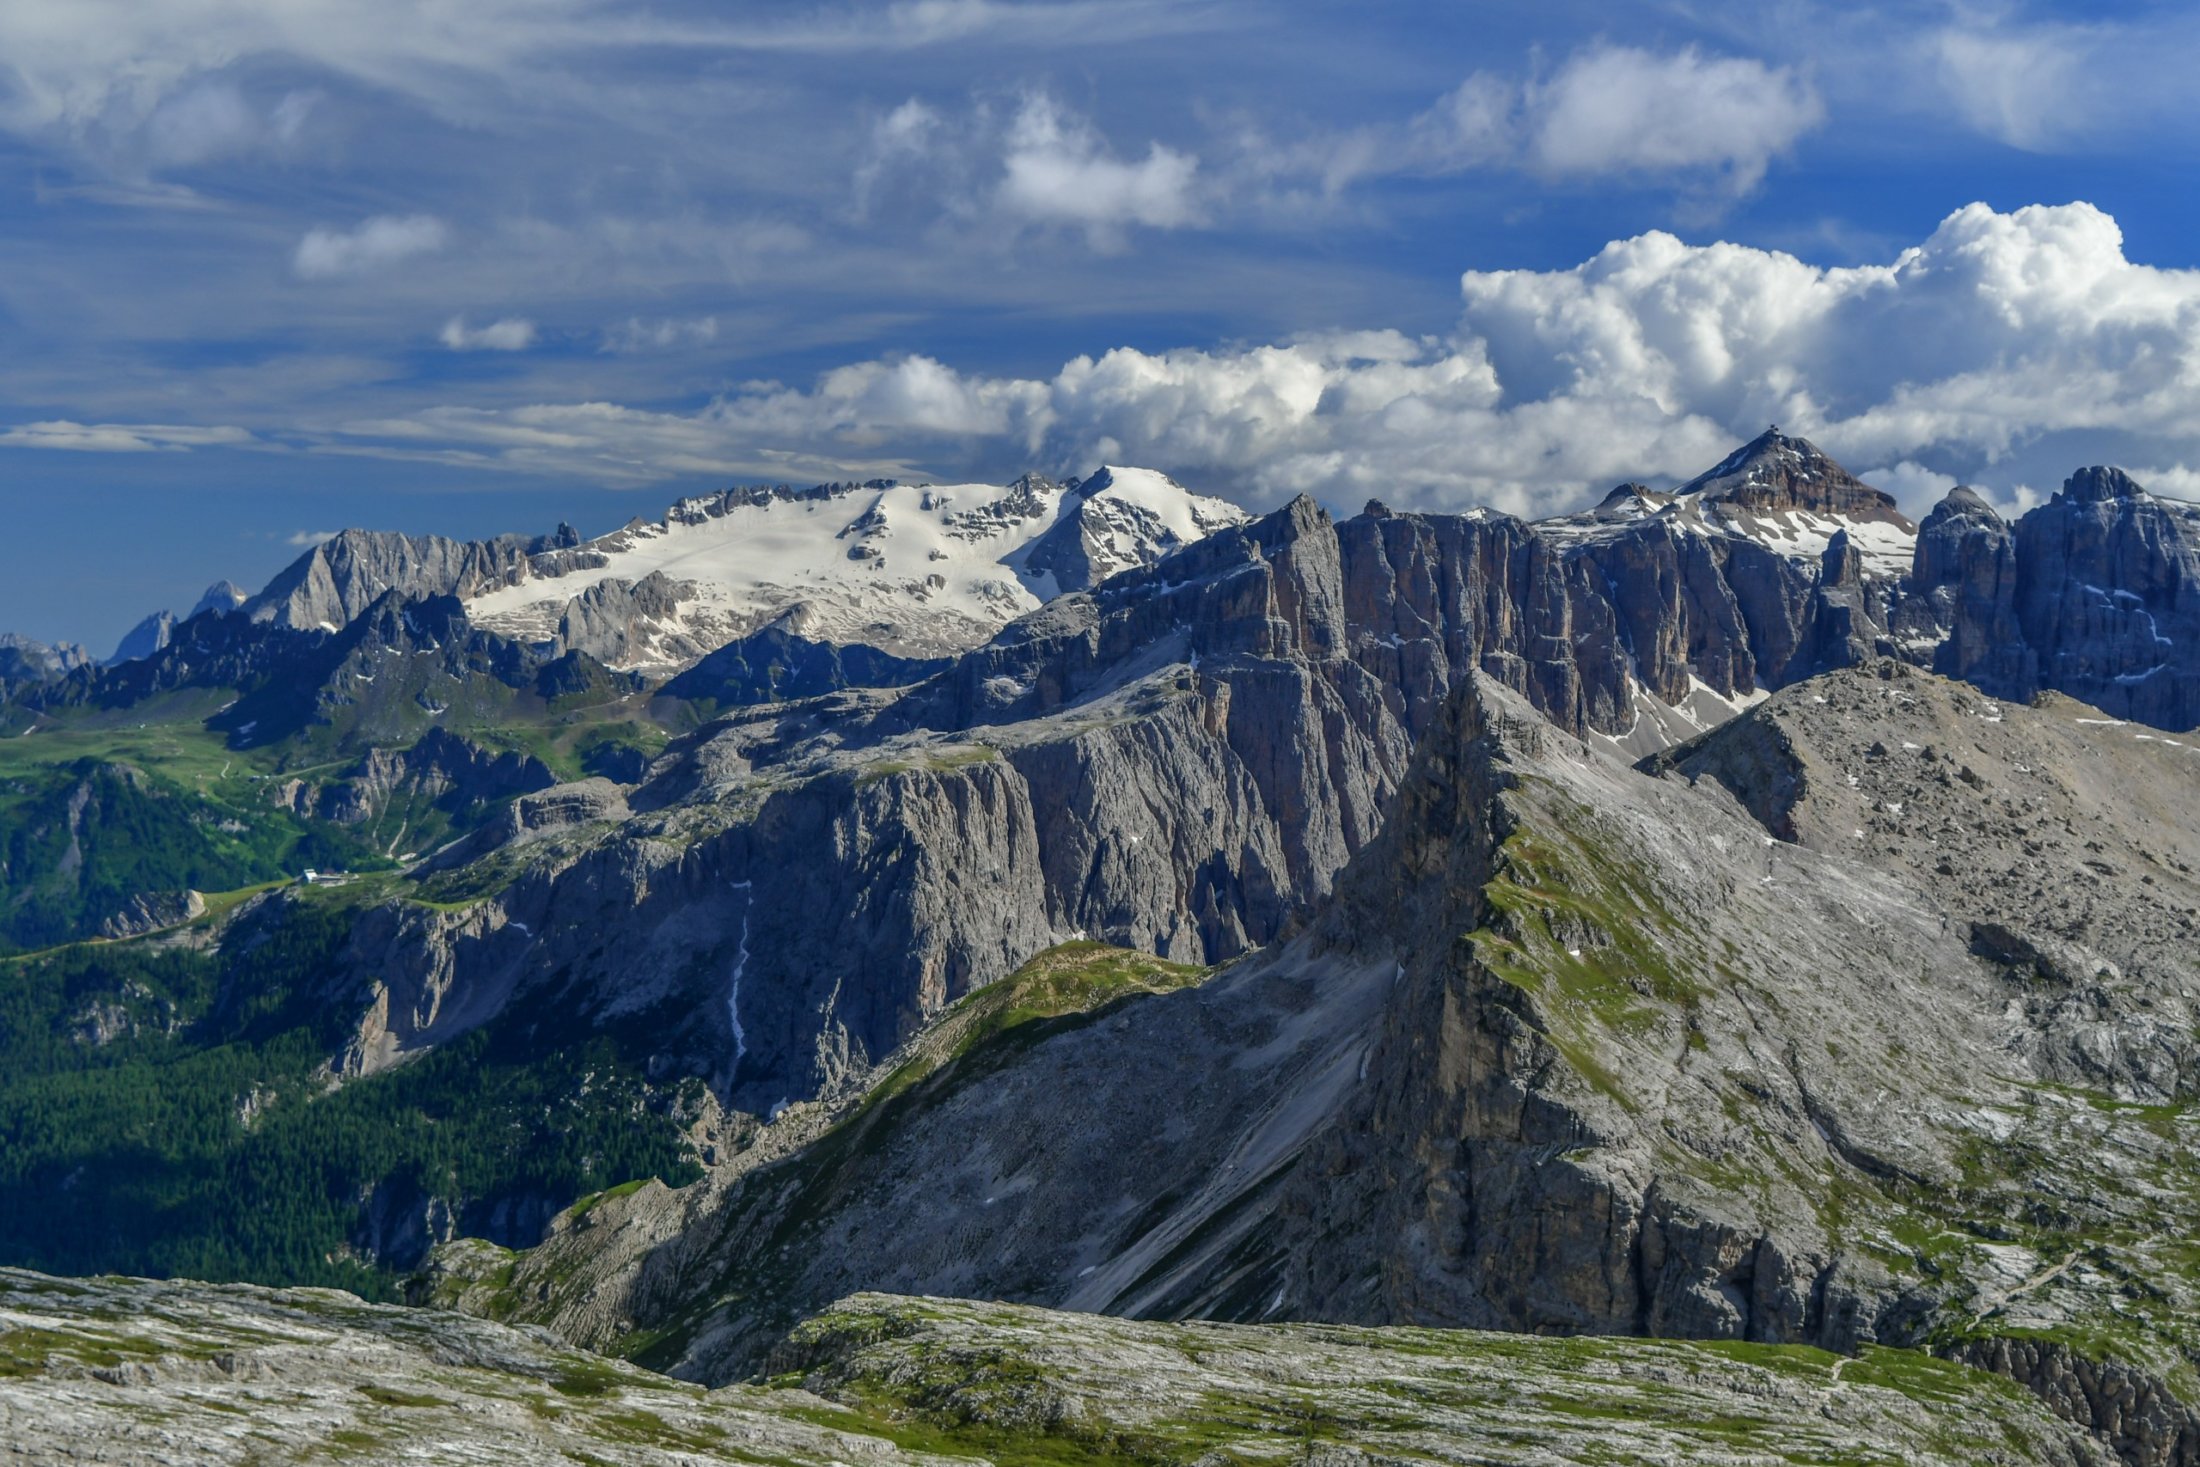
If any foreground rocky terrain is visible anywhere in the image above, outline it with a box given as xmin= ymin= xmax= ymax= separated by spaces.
xmin=422 ymin=661 xmax=2200 ymax=1465
xmin=0 ymin=1270 xmax=2109 ymax=1465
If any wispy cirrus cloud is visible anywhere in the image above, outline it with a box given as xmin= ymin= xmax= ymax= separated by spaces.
xmin=440 ymin=316 xmax=538 ymax=351
xmin=0 ymin=421 xmax=256 ymax=453
xmin=1928 ymin=20 xmax=2099 ymax=151
xmin=601 ymin=315 xmax=720 ymax=353
xmin=861 ymin=45 xmax=1820 ymax=250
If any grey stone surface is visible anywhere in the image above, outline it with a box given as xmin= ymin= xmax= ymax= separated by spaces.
xmin=433 ymin=664 xmax=2200 ymax=1465
xmin=243 ymin=527 xmax=546 ymax=631
xmin=0 ymin=1271 xmax=2105 ymax=1467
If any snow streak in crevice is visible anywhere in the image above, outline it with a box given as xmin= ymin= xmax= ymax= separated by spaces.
xmin=726 ymin=881 xmax=754 ymax=1070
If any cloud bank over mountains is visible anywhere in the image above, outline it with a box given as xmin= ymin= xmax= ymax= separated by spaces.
xmin=7 ymin=0 xmax=2200 ymax=646
xmin=279 ymin=201 xmax=2200 ymax=518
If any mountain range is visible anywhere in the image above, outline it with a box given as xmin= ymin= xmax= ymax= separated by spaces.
xmin=3 ymin=430 xmax=2197 ymax=1465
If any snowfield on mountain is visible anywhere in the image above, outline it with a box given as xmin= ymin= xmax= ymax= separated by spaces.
xmin=463 ymin=466 xmax=1247 ymax=669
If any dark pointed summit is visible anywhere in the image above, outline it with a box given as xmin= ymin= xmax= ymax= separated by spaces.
xmin=1678 ymin=427 xmax=1908 ymax=525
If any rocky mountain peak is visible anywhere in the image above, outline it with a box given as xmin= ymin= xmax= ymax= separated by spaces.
xmin=2060 ymin=464 xmax=2149 ymax=503
xmin=244 ymin=527 xmax=534 ymax=633
xmin=188 ymin=580 xmax=249 ymax=619
xmin=0 ymin=631 xmax=90 ymax=691
xmin=105 ymin=610 xmax=177 ymax=667
xmin=1923 ymin=485 xmax=2002 ymax=525
xmin=1678 ymin=426 xmax=1907 ymax=524
xmin=354 ymin=589 xmax=473 ymax=650
xmin=1587 ymin=482 xmax=1673 ymax=522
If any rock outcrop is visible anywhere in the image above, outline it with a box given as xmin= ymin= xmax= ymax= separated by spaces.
xmin=658 ymin=624 xmax=949 ymax=707
xmin=553 ymin=570 xmax=698 ymax=668
xmin=290 ymin=726 xmax=556 ymax=834
xmin=96 ymin=889 xmax=204 ymax=940
xmin=1926 ymin=466 xmax=2200 ymax=730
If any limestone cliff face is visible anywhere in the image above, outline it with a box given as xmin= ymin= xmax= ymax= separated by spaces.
xmin=243 ymin=528 xmax=560 ymax=631
xmin=96 ymin=889 xmax=205 ymax=940
xmin=2010 ymin=468 xmax=2200 ymax=729
xmin=314 ymin=476 xmax=1928 ymax=1116
xmin=248 ymin=445 xmax=2198 ymax=1207
xmin=1903 ymin=486 xmax=2030 ymax=685
xmin=383 ymin=497 xmax=1416 ymax=1108
xmin=1927 ymin=467 xmax=2200 ymax=730
xmin=464 ymin=666 xmax=2200 ymax=1466
xmin=1333 ymin=430 xmax=1917 ymax=745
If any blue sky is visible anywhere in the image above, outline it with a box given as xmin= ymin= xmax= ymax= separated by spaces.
xmin=6 ymin=0 xmax=2200 ymax=652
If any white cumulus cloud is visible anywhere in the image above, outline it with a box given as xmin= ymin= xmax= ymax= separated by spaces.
xmin=996 ymin=93 xmax=1202 ymax=242
xmin=295 ymin=214 xmax=447 ymax=279
xmin=1415 ymin=45 xmax=1825 ymax=198
xmin=440 ymin=316 xmax=538 ymax=351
